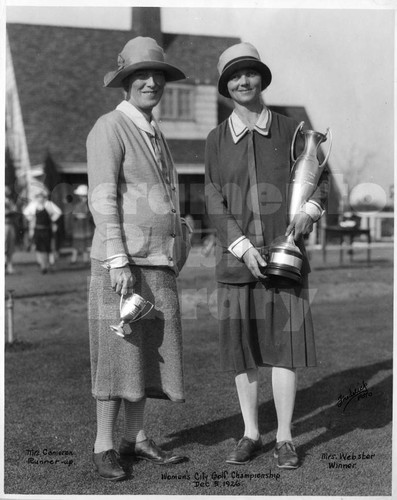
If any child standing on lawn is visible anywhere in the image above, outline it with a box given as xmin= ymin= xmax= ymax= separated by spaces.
xmin=23 ymin=188 xmax=62 ymax=274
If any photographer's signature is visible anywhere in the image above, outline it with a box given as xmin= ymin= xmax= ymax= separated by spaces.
xmin=337 ymin=381 xmax=372 ymax=412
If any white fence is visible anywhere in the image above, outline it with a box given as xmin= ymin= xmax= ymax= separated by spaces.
xmin=307 ymin=211 xmax=394 ymax=248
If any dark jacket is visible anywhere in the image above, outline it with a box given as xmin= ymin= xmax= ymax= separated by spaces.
xmin=205 ymin=111 xmax=329 ymax=283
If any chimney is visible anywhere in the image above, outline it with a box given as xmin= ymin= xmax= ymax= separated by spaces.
xmin=131 ymin=7 xmax=162 ymax=46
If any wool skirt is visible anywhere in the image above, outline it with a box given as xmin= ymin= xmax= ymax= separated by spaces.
xmin=217 ymin=279 xmax=316 ymax=374
xmin=88 ymin=259 xmax=184 ymax=402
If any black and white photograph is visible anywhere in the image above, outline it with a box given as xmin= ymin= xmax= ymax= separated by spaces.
xmin=2 ymin=0 xmax=394 ymax=497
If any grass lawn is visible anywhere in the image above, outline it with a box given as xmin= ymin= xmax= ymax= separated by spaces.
xmin=4 ymin=246 xmax=393 ymax=496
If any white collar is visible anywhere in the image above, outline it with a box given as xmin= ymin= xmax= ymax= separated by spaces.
xmin=228 ymin=107 xmax=272 ymax=144
xmin=116 ymin=100 xmax=158 ymax=137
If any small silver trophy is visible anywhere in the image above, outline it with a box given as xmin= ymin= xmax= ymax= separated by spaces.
xmin=110 ymin=293 xmax=154 ymax=337
xmin=264 ymin=121 xmax=332 ymax=285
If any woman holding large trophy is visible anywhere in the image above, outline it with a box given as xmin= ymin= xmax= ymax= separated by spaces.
xmin=205 ymin=42 xmax=330 ymax=469
xmin=87 ymin=37 xmax=191 ymax=481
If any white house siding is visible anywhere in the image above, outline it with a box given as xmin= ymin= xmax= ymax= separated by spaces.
xmin=5 ymin=34 xmax=32 ymax=198
xmin=157 ymin=85 xmax=217 ymax=139
xmin=175 ymin=164 xmax=204 ymax=175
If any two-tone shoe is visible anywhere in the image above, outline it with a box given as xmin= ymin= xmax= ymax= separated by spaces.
xmin=274 ymin=441 xmax=299 ymax=469
xmin=93 ymin=449 xmax=127 ymax=481
xmin=119 ymin=438 xmax=184 ymax=465
xmin=225 ymin=436 xmax=263 ymax=465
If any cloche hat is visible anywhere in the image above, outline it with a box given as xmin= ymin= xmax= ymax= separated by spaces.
xmin=104 ymin=36 xmax=186 ymax=88
xmin=217 ymin=42 xmax=272 ymax=98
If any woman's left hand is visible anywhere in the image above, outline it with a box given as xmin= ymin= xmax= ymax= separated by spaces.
xmin=285 ymin=213 xmax=314 ymax=241
xmin=109 ymin=266 xmax=134 ymax=295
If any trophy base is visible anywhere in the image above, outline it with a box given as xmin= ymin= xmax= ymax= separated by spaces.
xmin=264 ymin=263 xmax=302 ymax=287
xmin=110 ymin=324 xmax=127 ymax=337
xmin=263 ymin=235 xmax=303 ymax=288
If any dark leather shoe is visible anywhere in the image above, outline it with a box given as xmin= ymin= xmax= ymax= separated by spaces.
xmin=119 ymin=438 xmax=184 ymax=465
xmin=274 ymin=441 xmax=299 ymax=469
xmin=119 ymin=438 xmax=135 ymax=456
xmin=225 ymin=436 xmax=262 ymax=465
xmin=93 ymin=449 xmax=127 ymax=481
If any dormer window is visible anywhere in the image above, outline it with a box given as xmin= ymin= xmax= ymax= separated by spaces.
xmin=160 ymin=84 xmax=195 ymax=120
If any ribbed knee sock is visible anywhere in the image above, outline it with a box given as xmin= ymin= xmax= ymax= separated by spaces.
xmin=94 ymin=399 xmax=121 ymax=454
xmin=123 ymin=398 xmax=147 ymax=444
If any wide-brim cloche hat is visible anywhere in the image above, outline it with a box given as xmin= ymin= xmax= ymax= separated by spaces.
xmin=217 ymin=42 xmax=272 ymax=98
xmin=104 ymin=36 xmax=186 ymax=88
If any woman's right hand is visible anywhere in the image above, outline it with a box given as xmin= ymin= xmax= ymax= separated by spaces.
xmin=109 ymin=266 xmax=134 ymax=295
xmin=242 ymin=247 xmax=267 ymax=280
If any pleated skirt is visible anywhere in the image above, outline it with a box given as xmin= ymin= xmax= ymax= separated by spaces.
xmin=88 ymin=259 xmax=184 ymax=402
xmin=217 ymin=279 xmax=316 ymax=374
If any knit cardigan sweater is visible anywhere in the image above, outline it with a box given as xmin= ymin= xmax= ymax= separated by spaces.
xmin=87 ymin=109 xmax=190 ymax=275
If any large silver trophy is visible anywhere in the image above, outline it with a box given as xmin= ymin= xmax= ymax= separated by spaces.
xmin=110 ymin=293 xmax=154 ymax=337
xmin=264 ymin=121 xmax=332 ymax=285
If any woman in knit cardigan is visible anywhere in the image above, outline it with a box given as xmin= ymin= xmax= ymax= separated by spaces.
xmin=205 ymin=43 xmax=329 ymax=469
xmin=87 ymin=37 xmax=191 ymax=481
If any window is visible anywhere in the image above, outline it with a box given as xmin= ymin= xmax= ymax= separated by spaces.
xmin=160 ymin=85 xmax=195 ymax=120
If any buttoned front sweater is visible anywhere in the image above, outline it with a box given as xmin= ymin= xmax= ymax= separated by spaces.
xmin=205 ymin=111 xmax=329 ymax=283
xmin=87 ymin=110 xmax=188 ymax=274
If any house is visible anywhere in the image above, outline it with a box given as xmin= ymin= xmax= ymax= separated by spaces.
xmin=6 ymin=8 xmax=241 ymax=241
xmin=6 ymin=7 xmax=339 ymax=245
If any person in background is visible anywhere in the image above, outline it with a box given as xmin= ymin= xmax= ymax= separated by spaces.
xmin=205 ymin=42 xmax=329 ymax=469
xmin=5 ymin=186 xmax=18 ymax=274
xmin=23 ymin=188 xmax=62 ymax=274
xmin=70 ymin=184 xmax=94 ymax=264
xmin=87 ymin=36 xmax=191 ymax=481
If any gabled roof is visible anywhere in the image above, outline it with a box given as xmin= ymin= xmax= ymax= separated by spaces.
xmin=163 ymin=33 xmax=239 ymax=85
xmin=6 ymin=23 xmax=239 ymax=167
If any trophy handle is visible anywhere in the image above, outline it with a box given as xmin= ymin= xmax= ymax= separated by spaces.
xmin=119 ymin=294 xmax=154 ymax=323
xmin=130 ymin=301 xmax=154 ymax=323
xmin=291 ymin=121 xmax=305 ymax=163
xmin=319 ymin=128 xmax=332 ymax=168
